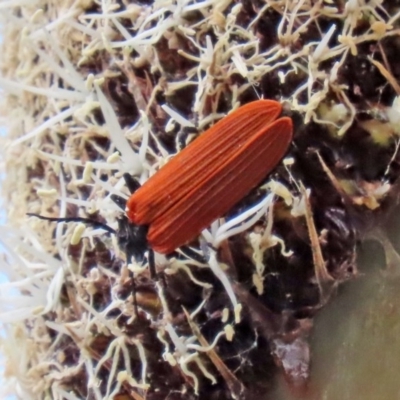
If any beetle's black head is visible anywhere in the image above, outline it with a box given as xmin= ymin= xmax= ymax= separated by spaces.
xmin=109 ymin=174 xmax=149 ymax=264
xmin=115 ymin=217 xmax=149 ymax=264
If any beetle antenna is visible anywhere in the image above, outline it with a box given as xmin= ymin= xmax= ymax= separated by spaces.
xmin=26 ymin=213 xmax=117 ymax=234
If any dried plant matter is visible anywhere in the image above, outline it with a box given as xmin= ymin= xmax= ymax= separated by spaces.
xmin=2 ymin=0 xmax=400 ymax=399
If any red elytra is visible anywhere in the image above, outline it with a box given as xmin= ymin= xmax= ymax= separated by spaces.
xmin=127 ymin=99 xmax=293 ymax=254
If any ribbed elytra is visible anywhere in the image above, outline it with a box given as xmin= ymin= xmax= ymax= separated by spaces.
xmin=127 ymin=99 xmax=293 ymax=254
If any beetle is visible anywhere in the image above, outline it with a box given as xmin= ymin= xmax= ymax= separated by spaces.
xmin=29 ymin=99 xmax=292 ymax=267
xmin=126 ymin=99 xmax=293 ymax=254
